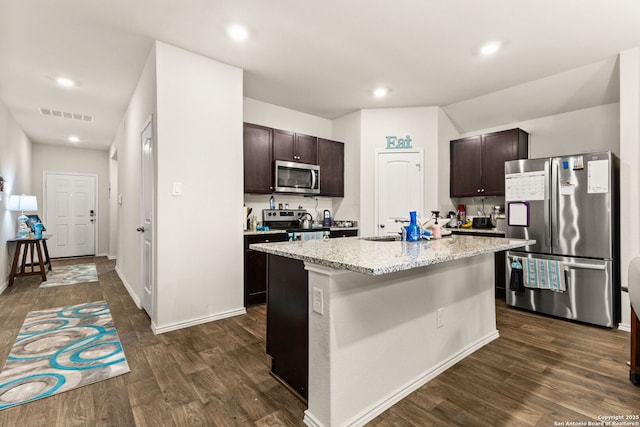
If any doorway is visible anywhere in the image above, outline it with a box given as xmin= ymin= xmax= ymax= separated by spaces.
xmin=140 ymin=116 xmax=154 ymax=318
xmin=43 ymin=172 xmax=97 ymax=258
xmin=374 ymin=149 xmax=424 ymax=236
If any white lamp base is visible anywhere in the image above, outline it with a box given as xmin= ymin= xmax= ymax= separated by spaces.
xmin=18 ymin=213 xmax=29 ymax=238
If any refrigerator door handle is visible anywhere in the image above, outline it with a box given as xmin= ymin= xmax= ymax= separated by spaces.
xmin=506 ymin=255 xmax=606 ymax=271
xmin=564 ymin=262 xmax=606 ymax=271
xmin=550 ymin=159 xmax=559 ymax=249
xmin=563 ymin=262 xmax=607 ymax=289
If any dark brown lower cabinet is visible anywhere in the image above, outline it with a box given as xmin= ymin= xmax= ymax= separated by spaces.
xmin=244 ymin=233 xmax=288 ymax=306
xmin=328 ymin=229 xmax=358 ymax=238
xmin=266 ymin=255 xmax=308 ymax=400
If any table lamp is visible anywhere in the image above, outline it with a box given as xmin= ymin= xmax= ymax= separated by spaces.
xmin=8 ymin=194 xmax=38 ymax=238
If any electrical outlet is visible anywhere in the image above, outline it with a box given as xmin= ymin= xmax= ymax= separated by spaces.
xmin=437 ymin=308 xmax=444 ymax=328
xmin=312 ymin=287 xmax=324 ymax=315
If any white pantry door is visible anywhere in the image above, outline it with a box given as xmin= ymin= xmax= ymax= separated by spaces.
xmin=45 ymin=173 xmax=97 ymax=258
xmin=375 ymin=150 xmax=424 ymax=236
xmin=140 ymin=117 xmax=154 ymax=318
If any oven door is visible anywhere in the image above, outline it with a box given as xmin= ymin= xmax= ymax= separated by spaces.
xmin=274 ymin=161 xmax=320 ymax=194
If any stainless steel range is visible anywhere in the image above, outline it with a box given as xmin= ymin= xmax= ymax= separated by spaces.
xmin=262 ymin=209 xmax=329 ymax=240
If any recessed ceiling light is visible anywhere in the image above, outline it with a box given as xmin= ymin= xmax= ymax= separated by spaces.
xmin=480 ymin=41 xmax=501 ymax=56
xmin=56 ymin=77 xmax=76 ymax=88
xmin=227 ymin=24 xmax=249 ymax=42
xmin=68 ymin=136 xmax=80 ymax=143
xmin=373 ymin=87 xmax=389 ymax=98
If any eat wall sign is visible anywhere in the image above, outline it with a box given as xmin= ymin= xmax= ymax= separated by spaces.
xmin=385 ymin=135 xmax=413 ymax=149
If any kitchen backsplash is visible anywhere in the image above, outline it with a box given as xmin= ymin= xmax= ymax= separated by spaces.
xmin=244 ymin=194 xmax=335 ymax=224
xmin=449 ymin=196 xmax=505 ymax=218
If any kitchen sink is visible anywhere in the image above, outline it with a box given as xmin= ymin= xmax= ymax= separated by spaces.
xmin=361 ymin=235 xmax=401 ymax=242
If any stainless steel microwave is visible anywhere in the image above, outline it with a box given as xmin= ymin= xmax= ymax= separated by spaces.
xmin=274 ymin=160 xmax=320 ymax=194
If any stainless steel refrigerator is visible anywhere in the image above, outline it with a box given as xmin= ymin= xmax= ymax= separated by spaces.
xmin=505 ymin=151 xmax=620 ymax=327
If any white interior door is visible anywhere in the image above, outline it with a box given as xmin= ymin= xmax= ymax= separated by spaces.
xmin=375 ymin=150 xmax=424 ymax=236
xmin=45 ymin=173 xmax=97 ymax=258
xmin=140 ymin=117 xmax=154 ymax=318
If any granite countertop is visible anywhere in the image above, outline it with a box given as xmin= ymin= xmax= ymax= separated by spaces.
xmin=449 ymin=227 xmax=505 ymax=235
xmin=244 ymin=227 xmax=358 ymax=236
xmin=250 ymin=234 xmax=533 ymax=276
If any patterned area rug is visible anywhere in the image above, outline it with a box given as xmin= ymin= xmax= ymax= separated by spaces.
xmin=0 ymin=301 xmax=130 ymax=410
xmin=39 ymin=263 xmax=98 ymax=288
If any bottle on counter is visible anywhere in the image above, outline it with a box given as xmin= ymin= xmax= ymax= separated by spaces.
xmin=458 ymin=204 xmax=466 ymax=224
xmin=251 ymin=215 xmax=258 ymax=232
xmin=269 ymin=195 xmax=276 ymax=210
xmin=432 ymin=223 xmax=442 ymax=239
xmin=406 ymin=211 xmax=421 ymax=242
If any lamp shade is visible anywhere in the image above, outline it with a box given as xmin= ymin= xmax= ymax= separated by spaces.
xmin=7 ymin=194 xmax=38 ymax=212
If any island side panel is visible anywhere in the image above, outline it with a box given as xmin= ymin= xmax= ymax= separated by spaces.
xmin=304 ymin=253 xmax=497 ymax=427
xmin=266 ymin=254 xmax=309 ymax=400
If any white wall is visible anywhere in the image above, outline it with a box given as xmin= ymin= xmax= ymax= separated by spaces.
xmin=437 ymin=109 xmax=460 ymax=214
xmin=30 ymin=143 xmax=110 ymax=256
xmin=111 ymin=44 xmax=157 ymax=308
xmin=359 ymin=107 xmax=441 ymax=236
xmin=455 ymin=103 xmax=620 ymax=158
xmin=332 ymin=110 xmax=361 ymax=222
xmin=244 ymin=97 xmax=332 ymax=138
xmin=0 ymin=99 xmax=32 ymax=291
xmin=619 ymin=47 xmax=640 ymax=330
xmin=154 ymin=41 xmax=244 ymax=331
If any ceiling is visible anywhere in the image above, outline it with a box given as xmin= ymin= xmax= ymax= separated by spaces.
xmin=0 ymin=1 xmax=639 ymax=150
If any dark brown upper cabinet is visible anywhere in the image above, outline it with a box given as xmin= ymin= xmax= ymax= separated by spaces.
xmin=317 ymin=138 xmax=344 ymax=197
xmin=244 ymin=123 xmax=274 ymax=194
xmin=273 ymin=129 xmax=317 ymax=165
xmin=450 ymin=128 xmax=528 ymax=197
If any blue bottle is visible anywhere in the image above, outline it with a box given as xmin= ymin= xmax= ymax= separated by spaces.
xmin=406 ymin=211 xmax=421 ymax=242
xmin=34 ymin=222 xmax=44 ymax=239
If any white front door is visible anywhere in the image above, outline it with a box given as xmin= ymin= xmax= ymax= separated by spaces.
xmin=375 ymin=150 xmax=424 ymax=236
xmin=140 ymin=117 xmax=154 ymax=318
xmin=44 ymin=172 xmax=97 ymax=258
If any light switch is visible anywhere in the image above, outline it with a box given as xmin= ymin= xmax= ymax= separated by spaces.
xmin=172 ymin=182 xmax=183 ymax=196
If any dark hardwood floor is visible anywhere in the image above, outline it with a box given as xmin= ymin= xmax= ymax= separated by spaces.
xmin=0 ymin=257 xmax=637 ymax=426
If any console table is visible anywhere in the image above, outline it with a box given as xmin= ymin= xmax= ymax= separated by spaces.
xmin=7 ymin=235 xmax=52 ymax=286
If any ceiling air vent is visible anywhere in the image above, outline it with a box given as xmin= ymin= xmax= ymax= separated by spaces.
xmin=39 ymin=107 xmax=94 ymax=123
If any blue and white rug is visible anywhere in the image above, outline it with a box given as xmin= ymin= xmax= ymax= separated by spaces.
xmin=39 ymin=263 xmax=98 ymax=288
xmin=0 ymin=301 xmax=130 ymax=410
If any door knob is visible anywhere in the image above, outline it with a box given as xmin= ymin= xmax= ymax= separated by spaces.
xmin=136 ymin=227 xmax=145 ymax=232
xmin=380 ymin=224 xmax=385 ymax=228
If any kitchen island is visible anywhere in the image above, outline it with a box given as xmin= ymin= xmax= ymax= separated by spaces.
xmin=251 ymin=235 xmax=532 ymax=427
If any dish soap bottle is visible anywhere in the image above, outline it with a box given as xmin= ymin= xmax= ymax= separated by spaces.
xmin=269 ymin=195 xmax=275 ymax=210
xmin=406 ymin=211 xmax=421 ymax=242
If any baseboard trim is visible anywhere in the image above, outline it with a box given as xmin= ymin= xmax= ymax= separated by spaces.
xmin=107 ymin=255 xmax=117 ymax=261
xmin=618 ymin=322 xmax=631 ymax=332
xmin=0 ymin=280 xmax=7 ymax=295
xmin=304 ymin=330 xmax=500 ymax=427
xmin=152 ymin=307 xmax=247 ymax=335
xmin=114 ymin=265 xmax=141 ymax=309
